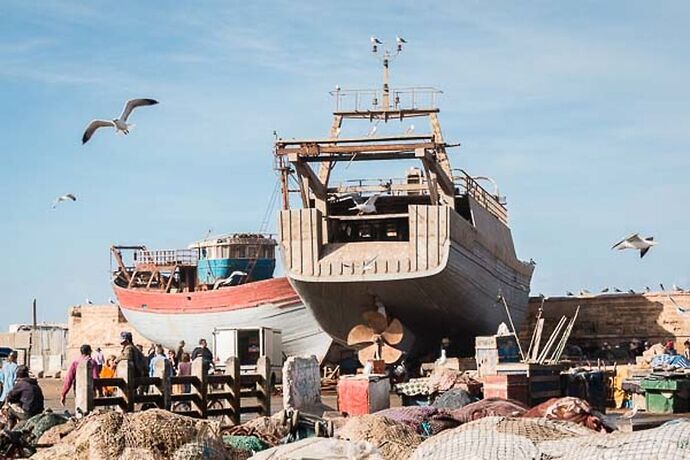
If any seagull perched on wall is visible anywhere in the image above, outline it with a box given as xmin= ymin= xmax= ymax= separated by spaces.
xmin=52 ymin=193 xmax=76 ymax=209
xmin=108 ymin=297 xmax=117 ymax=305
xmin=673 ymin=284 xmax=685 ymax=292
xmin=611 ymin=233 xmax=657 ymax=258
xmin=601 ymin=287 xmax=610 ymax=293
xmin=660 ymin=283 xmax=666 ymax=291
xmin=82 ymin=98 xmax=159 ymax=144
xmin=85 ymin=298 xmax=93 ymax=305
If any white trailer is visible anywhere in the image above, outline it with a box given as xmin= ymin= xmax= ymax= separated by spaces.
xmin=212 ymin=326 xmax=283 ymax=384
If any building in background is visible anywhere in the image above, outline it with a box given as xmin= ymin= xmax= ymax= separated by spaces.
xmin=0 ymin=323 xmax=68 ymax=376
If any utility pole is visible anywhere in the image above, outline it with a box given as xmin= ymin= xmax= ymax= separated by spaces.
xmin=28 ymin=298 xmax=37 ymax=368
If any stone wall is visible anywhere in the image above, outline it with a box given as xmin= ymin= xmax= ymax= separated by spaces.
xmin=67 ymin=304 xmax=153 ymax=363
xmin=519 ymin=291 xmax=690 ymax=349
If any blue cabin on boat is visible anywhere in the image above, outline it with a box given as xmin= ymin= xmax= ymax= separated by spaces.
xmin=188 ymin=234 xmax=277 ymax=286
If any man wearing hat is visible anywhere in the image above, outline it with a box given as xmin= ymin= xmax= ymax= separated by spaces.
xmin=4 ymin=365 xmax=44 ymax=428
xmin=116 ymin=331 xmax=148 ymax=379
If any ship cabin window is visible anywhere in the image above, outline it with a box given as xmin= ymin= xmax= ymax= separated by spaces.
xmin=247 ymin=246 xmax=258 ymax=259
xmin=330 ymin=217 xmax=409 ymax=243
xmin=237 ymin=245 xmax=247 ymax=259
xmin=201 ymin=248 xmax=207 ymax=258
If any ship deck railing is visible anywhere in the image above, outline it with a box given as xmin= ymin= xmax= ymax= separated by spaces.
xmin=330 ymin=86 xmax=443 ymax=115
xmin=135 ymin=249 xmax=199 ymax=266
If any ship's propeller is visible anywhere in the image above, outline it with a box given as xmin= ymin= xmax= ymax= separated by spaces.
xmin=347 ymin=311 xmax=405 ymax=365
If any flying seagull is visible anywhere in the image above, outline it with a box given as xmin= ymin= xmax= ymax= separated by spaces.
xmin=670 ymin=296 xmax=690 ymax=315
xmin=52 ymin=193 xmax=76 ymax=209
xmin=82 ymin=98 xmax=159 ymax=144
xmin=396 ymin=36 xmax=407 ymax=44
xmin=611 ymin=233 xmax=657 ymax=258
xmin=350 ymin=193 xmax=381 ymax=215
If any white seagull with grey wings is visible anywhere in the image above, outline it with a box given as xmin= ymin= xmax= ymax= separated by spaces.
xmin=82 ymin=98 xmax=159 ymax=144
xmin=611 ymin=233 xmax=658 ymax=258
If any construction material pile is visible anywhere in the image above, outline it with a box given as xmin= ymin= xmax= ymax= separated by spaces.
xmin=31 ymin=409 xmax=239 ymax=460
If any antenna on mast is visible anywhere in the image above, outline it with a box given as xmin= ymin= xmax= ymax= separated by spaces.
xmin=370 ymin=35 xmax=407 ymax=109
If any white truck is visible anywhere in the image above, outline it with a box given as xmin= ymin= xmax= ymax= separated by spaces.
xmin=212 ymin=326 xmax=284 ymax=384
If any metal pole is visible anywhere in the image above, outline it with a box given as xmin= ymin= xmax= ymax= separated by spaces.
xmin=499 ymin=295 xmax=525 ymax=361
xmin=28 ymin=298 xmax=36 ymax=368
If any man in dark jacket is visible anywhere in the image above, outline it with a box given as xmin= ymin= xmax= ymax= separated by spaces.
xmin=191 ymin=338 xmax=214 ymax=369
xmin=4 ymin=365 xmax=44 ymax=428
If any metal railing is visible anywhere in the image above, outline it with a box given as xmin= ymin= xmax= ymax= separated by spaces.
xmin=135 ymin=249 xmax=198 ymax=266
xmin=454 ymin=170 xmax=508 ymax=225
xmin=330 ymin=86 xmax=443 ymax=112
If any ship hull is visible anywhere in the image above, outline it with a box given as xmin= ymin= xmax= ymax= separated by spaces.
xmin=114 ymin=277 xmax=332 ymax=361
xmin=290 ymin=241 xmax=531 ymax=353
xmin=280 ymin=202 xmax=534 ymax=355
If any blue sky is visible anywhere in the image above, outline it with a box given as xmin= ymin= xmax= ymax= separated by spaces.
xmin=1 ymin=1 xmax=689 ymax=328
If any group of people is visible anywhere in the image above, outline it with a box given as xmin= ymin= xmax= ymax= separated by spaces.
xmin=59 ymin=332 xmax=216 ymax=405
xmin=0 ymin=351 xmax=44 ymax=429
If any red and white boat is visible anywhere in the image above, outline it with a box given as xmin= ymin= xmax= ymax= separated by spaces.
xmin=111 ymin=235 xmax=333 ymax=361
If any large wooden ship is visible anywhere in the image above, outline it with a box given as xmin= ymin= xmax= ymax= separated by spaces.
xmin=274 ymin=40 xmax=534 ymax=361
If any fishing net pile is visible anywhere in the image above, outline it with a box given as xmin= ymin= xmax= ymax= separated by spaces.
xmin=251 ymin=437 xmax=383 ymax=460
xmin=450 ymin=397 xmax=528 ymax=423
xmin=410 ymin=416 xmax=595 ymax=460
xmin=523 ymin=396 xmax=611 ymax=432
xmin=31 ymin=409 xmax=239 ymax=460
xmin=539 ymin=418 xmax=690 ymax=459
xmin=336 ymin=414 xmax=424 ymax=460
xmin=375 ymin=406 xmax=459 ymax=436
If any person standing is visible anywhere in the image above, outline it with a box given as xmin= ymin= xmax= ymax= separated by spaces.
xmin=99 ymin=355 xmax=117 ymax=397
xmin=93 ymin=347 xmax=105 ymax=375
xmin=116 ymin=332 xmax=148 ymax=379
xmin=148 ymin=345 xmax=171 ymax=377
xmin=191 ymin=338 xmax=214 ymax=369
xmin=4 ymin=365 xmax=44 ymax=428
xmin=175 ymin=341 xmax=185 ymax=365
xmin=60 ymin=344 xmax=99 ymax=406
xmin=0 ymin=351 xmax=19 ymax=404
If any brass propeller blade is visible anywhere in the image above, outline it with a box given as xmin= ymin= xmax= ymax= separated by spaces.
xmin=358 ymin=343 xmax=378 ymax=364
xmin=382 ymin=318 xmax=404 ymax=345
xmin=347 ymin=324 xmax=375 ymax=346
xmin=363 ymin=310 xmax=388 ymax=334
xmin=380 ymin=343 xmax=403 ymax=364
